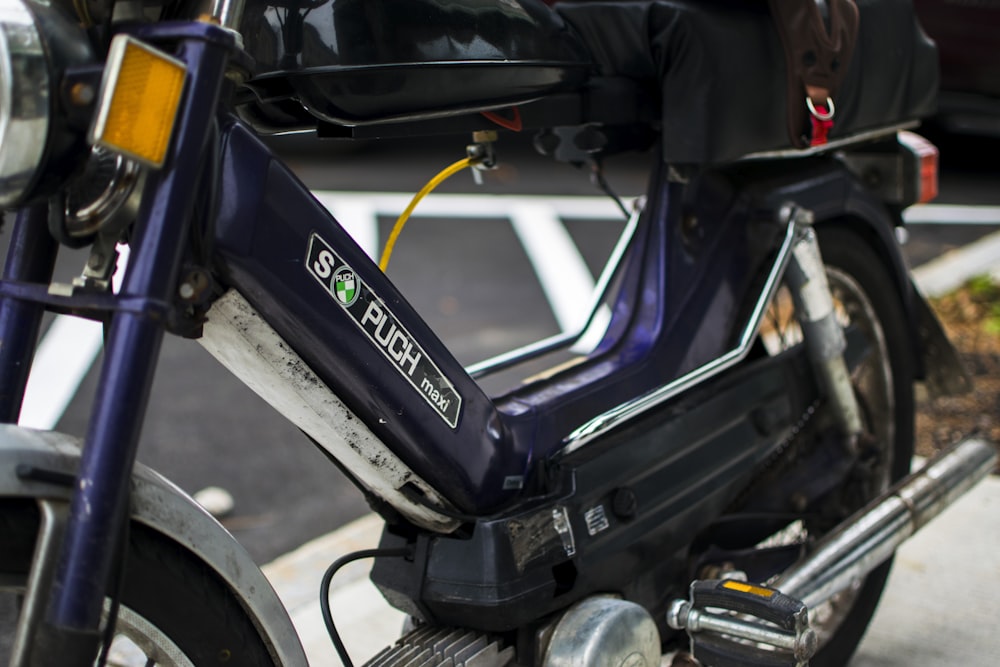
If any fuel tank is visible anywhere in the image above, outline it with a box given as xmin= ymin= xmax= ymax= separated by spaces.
xmin=237 ymin=0 xmax=592 ymax=129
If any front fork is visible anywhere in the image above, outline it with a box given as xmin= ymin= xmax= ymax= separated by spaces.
xmin=1 ymin=23 xmax=237 ymax=667
xmin=785 ymin=208 xmax=864 ymax=449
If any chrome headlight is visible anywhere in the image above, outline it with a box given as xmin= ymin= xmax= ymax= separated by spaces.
xmin=0 ymin=0 xmax=97 ymax=209
xmin=0 ymin=0 xmax=49 ymax=207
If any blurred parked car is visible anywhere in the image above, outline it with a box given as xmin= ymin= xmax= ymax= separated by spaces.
xmin=914 ymin=0 xmax=1000 ymax=136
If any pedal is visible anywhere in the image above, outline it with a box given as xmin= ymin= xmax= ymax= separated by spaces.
xmin=667 ymin=579 xmax=817 ymax=667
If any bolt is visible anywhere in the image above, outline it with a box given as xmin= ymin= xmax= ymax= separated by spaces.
xmin=795 ymin=208 xmax=816 ymax=226
xmin=612 ymin=487 xmax=638 ymax=520
xmin=472 ymin=130 xmax=498 ymax=144
xmin=790 ymin=492 xmax=809 ymax=513
xmin=178 ymin=269 xmax=210 ymax=301
xmin=666 ymin=599 xmax=690 ymax=630
xmin=70 ymin=82 xmax=95 ymax=107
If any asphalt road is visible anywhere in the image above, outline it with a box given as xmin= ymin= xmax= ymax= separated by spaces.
xmin=20 ymin=130 xmax=1000 ymax=566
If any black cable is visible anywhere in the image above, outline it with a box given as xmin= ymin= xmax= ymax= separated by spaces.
xmin=590 ymin=159 xmax=630 ymax=220
xmin=320 ymin=547 xmax=412 ymax=667
xmin=96 ymin=509 xmax=131 ymax=666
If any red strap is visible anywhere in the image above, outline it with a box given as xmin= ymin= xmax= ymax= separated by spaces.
xmin=810 ymin=104 xmax=834 ymax=146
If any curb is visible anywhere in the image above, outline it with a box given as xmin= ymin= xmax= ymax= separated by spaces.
xmin=911 ymin=228 xmax=1000 ymax=297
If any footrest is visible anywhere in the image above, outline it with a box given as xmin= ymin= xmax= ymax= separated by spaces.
xmin=692 ymin=580 xmax=807 ymax=633
xmin=667 ymin=580 xmax=816 ymax=667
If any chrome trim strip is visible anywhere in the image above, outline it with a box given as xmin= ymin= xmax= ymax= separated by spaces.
xmin=466 ymin=201 xmax=641 ymax=378
xmin=561 ymin=216 xmax=799 ymax=455
xmin=740 ymin=122 xmax=917 ymax=161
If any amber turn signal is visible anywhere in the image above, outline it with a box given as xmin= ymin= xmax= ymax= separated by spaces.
xmin=89 ymin=35 xmax=187 ymax=168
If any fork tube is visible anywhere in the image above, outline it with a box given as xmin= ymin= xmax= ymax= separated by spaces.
xmin=785 ymin=219 xmax=863 ymax=446
xmin=32 ymin=28 xmax=233 ymax=666
xmin=0 ymin=202 xmax=58 ymax=422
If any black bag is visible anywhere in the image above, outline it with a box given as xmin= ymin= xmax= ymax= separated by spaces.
xmin=556 ymin=0 xmax=939 ymax=164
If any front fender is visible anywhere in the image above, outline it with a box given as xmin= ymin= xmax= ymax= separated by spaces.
xmin=0 ymin=424 xmax=308 ymax=667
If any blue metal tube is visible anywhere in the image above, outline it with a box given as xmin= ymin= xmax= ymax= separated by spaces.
xmin=40 ymin=24 xmax=236 ymax=656
xmin=0 ymin=203 xmax=58 ymax=422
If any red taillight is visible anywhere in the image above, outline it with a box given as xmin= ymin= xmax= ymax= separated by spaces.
xmin=898 ymin=131 xmax=939 ymax=204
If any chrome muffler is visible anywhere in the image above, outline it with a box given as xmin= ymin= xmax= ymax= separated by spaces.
xmin=668 ymin=437 xmax=997 ymax=665
xmin=773 ymin=437 xmax=996 ymax=608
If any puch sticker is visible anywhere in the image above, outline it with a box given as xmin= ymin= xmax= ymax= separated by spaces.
xmin=332 ymin=267 xmax=359 ymax=307
xmin=306 ymin=233 xmax=462 ymax=428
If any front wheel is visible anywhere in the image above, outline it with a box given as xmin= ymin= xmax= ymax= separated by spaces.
xmin=0 ymin=498 xmax=276 ymax=666
xmin=735 ymin=223 xmax=916 ymax=666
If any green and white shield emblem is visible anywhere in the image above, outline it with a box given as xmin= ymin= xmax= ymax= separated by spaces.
xmin=333 ymin=268 xmax=359 ymax=307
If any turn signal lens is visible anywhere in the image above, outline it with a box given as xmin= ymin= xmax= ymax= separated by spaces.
xmin=898 ymin=131 xmax=939 ymax=205
xmin=90 ymin=35 xmax=186 ymax=168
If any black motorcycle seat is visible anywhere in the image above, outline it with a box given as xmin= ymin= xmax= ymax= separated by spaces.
xmin=239 ymin=0 xmax=593 ymax=128
xmin=238 ymin=0 xmax=937 ymax=165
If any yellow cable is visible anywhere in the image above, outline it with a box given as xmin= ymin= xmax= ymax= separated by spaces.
xmin=379 ymin=157 xmax=474 ymax=272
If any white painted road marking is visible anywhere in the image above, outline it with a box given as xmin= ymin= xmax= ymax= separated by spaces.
xmin=903 ymin=204 xmax=1000 ymax=225
xmin=19 ymin=245 xmax=129 ymax=430
xmin=508 ymin=201 xmax=599 ymax=333
xmin=16 ymin=196 xmax=1000 ymax=432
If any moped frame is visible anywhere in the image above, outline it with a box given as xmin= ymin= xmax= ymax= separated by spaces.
xmin=207 ymin=122 xmax=796 ymax=516
xmin=0 ymin=17 xmax=923 ymax=666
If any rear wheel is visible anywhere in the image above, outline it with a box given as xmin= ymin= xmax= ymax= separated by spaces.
xmin=732 ymin=224 xmax=915 ymax=666
xmin=0 ymin=498 xmax=275 ymax=666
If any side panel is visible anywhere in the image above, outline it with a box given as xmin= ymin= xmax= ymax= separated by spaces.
xmin=373 ymin=348 xmax=812 ymax=631
xmin=212 ymin=119 xmax=521 ymax=514
xmin=370 ymin=157 xmax=920 ymax=631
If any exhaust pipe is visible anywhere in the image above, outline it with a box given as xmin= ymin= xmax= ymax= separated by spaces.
xmin=774 ymin=437 xmax=997 ymax=608
xmin=668 ymin=438 xmax=996 ymax=665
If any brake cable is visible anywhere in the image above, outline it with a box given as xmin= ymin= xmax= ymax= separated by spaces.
xmin=319 ymin=546 xmax=413 ymax=667
xmin=378 ymin=157 xmax=474 ymax=272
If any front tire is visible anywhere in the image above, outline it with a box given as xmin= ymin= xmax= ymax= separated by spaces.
xmin=0 ymin=498 xmax=276 ymax=666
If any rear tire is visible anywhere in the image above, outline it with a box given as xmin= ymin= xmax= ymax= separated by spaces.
xmin=744 ymin=223 xmax=915 ymax=666
xmin=0 ymin=498 xmax=275 ymax=666
xmin=810 ymin=224 xmax=915 ymax=666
